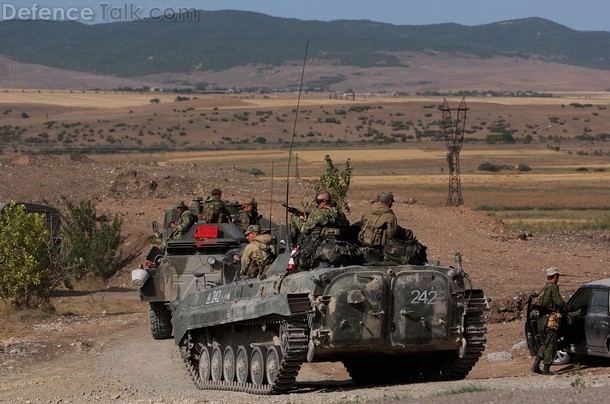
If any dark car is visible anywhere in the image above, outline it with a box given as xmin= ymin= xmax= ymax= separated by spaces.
xmin=526 ymin=278 xmax=610 ymax=365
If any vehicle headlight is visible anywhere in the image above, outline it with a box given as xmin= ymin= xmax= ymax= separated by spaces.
xmin=207 ymin=256 xmax=216 ymax=265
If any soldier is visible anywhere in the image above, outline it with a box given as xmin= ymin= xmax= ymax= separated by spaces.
xmin=170 ymin=201 xmax=197 ymax=239
xmin=358 ymin=191 xmax=397 ymax=248
xmin=531 ymin=267 xmax=569 ymax=375
xmin=201 ymin=188 xmax=231 ymax=223
xmin=240 ymin=225 xmax=276 ymax=278
xmin=292 ymin=191 xmax=351 ymax=268
xmin=234 ymin=197 xmax=261 ymax=233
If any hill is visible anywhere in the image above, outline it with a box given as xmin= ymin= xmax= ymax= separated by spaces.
xmin=2 ymin=11 xmax=610 ymax=87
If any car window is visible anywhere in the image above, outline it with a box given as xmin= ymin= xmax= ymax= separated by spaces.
xmin=569 ymin=288 xmax=593 ymax=313
xmin=589 ymin=289 xmax=609 ymax=316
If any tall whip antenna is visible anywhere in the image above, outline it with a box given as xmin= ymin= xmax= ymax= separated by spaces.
xmin=285 ymin=39 xmax=309 ymax=244
xmin=269 ymin=161 xmax=274 ymax=233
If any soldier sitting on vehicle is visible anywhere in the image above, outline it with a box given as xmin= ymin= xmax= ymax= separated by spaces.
xmin=169 ymin=200 xmax=197 ymax=239
xmin=358 ymin=191 xmax=398 ymax=262
xmin=201 ymin=188 xmax=232 ymax=223
xmin=234 ymin=197 xmax=262 ymax=234
xmin=240 ymin=225 xmax=277 ymax=278
xmin=291 ymin=191 xmax=360 ymax=269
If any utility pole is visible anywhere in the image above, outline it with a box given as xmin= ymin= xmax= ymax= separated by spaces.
xmin=441 ymin=98 xmax=468 ymax=207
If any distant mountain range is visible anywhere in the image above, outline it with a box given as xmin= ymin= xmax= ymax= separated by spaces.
xmin=2 ymin=10 xmax=610 ymax=78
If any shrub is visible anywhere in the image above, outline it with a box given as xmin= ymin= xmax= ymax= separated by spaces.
xmin=61 ymin=198 xmax=122 ymax=279
xmin=0 ymin=202 xmax=55 ymax=307
xmin=317 ymin=155 xmax=353 ymax=213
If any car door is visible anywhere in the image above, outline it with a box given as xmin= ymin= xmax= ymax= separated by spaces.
xmin=585 ymin=288 xmax=610 ymax=355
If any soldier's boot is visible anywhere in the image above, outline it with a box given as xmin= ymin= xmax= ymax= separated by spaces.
xmin=542 ymin=364 xmax=555 ymax=375
xmin=530 ymin=356 xmax=543 ymax=374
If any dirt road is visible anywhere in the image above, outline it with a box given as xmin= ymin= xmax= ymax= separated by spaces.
xmin=3 ymin=306 xmax=610 ymax=404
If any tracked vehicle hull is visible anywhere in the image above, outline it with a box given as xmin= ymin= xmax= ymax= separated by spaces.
xmin=171 ymin=253 xmax=488 ymax=393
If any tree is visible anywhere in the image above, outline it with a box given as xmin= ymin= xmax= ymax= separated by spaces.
xmin=0 ymin=202 xmax=53 ymax=307
xmin=317 ymin=154 xmax=353 ymax=213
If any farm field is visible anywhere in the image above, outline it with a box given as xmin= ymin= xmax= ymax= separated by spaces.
xmin=1 ymin=90 xmax=609 ymax=231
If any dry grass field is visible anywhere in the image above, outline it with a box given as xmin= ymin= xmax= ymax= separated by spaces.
xmin=1 ymin=90 xmax=609 ymax=231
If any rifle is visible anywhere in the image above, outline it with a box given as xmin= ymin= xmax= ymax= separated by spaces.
xmin=282 ymin=203 xmax=307 ymax=220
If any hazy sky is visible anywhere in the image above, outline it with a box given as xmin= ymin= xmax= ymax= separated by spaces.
xmin=2 ymin=0 xmax=609 ymax=31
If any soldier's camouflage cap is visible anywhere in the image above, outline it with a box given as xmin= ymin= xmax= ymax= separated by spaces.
xmin=245 ymin=224 xmax=261 ymax=235
xmin=379 ymin=192 xmax=395 ymax=202
xmin=241 ymin=198 xmax=254 ymax=205
xmin=211 ymin=188 xmax=222 ymax=196
xmin=176 ymin=201 xmax=186 ymax=208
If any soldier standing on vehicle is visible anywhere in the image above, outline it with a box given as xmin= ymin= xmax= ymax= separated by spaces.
xmin=234 ymin=198 xmax=261 ymax=233
xmin=201 ymin=188 xmax=231 ymax=223
xmin=531 ymin=267 xmax=570 ymax=375
xmin=240 ymin=225 xmax=276 ymax=278
xmin=170 ymin=201 xmax=197 ymax=239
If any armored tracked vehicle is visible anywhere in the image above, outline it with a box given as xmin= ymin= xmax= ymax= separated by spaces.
xmin=171 ymin=252 xmax=488 ymax=393
xmin=132 ymin=200 xmax=246 ymax=340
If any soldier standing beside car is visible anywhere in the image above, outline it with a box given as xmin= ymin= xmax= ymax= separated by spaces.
xmin=531 ymin=267 xmax=570 ymax=375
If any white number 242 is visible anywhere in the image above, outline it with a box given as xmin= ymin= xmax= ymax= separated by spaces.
xmin=410 ymin=290 xmax=437 ymax=305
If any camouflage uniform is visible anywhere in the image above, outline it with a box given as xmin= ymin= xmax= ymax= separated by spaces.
xmin=358 ymin=203 xmax=397 ymax=248
xmin=297 ymin=205 xmax=349 ymax=239
xmin=294 ymin=205 xmax=350 ymax=268
xmin=241 ymin=233 xmax=276 ymax=278
xmin=234 ymin=210 xmax=260 ymax=233
xmin=201 ymin=196 xmax=231 ymax=223
xmin=536 ymin=282 xmax=566 ymax=366
xmin=174 ymin=209 xmax=197 ymax=239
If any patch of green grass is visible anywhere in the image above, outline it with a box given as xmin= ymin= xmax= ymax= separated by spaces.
xmin=571 ymin=363 xmax=586 ymax=388
xmin=478 ymin=206 xmax=610 ymax=232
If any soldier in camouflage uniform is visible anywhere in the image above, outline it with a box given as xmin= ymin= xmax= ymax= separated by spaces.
xmin=234 ymin=198 xmax=261 ymax=233
xmin=201 ymin=188 xmax=231 ymax=223
xmin=531 ymin=267 xmax=569 ymax=375
xmin=358 ymin=192 xmax=398 ymax=263
xmin=292 ymin=191 xmax=351 ymax=268
xmin=240 ymin=225 xmax=276 ymax=278
xmin=358 ymin=192 xmax=397 ymax=248
xmin=170 ymin=201 xmax=197 ymax=239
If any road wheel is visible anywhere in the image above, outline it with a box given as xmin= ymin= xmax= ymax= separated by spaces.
xmin=198 ymin=346 xmax=211 ymax=382
xmin=235 ymin=345 xmax=250 ymax=383
xmin=250 ymin=346 xmax=267 ymax=385
xmin=149 ymin=302 xmax=172 ymax=340
xmin=223 ymin=346 xmax=236 ymax=382
xmin=210 ymin=345 xmax=223 ymax=381
xmin=265 ymin=346 xmax=282 ymax=384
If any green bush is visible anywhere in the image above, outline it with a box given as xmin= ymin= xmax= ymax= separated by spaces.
xmin=0 ymin=202 xmax=54 ymax=307
xmin=61 ymin=198 xmax=123 ymax=279
xmin=317 ymin=155 xmax=352 ymax=213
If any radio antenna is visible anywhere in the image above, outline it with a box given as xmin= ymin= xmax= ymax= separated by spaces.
xmin=285 ymin=39 xmax=309 ymax=245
